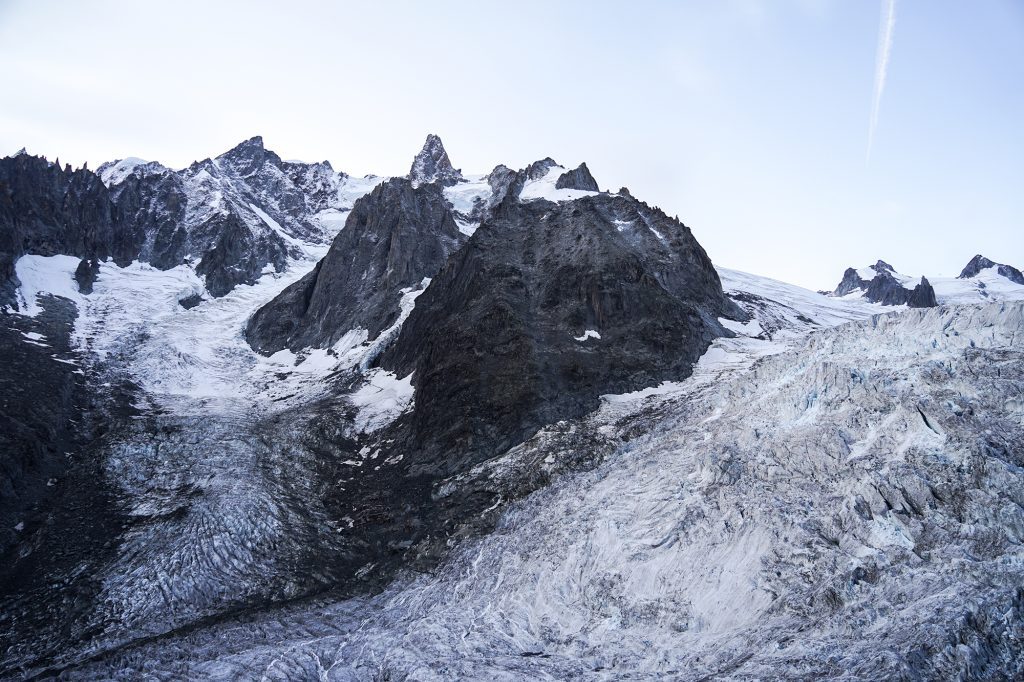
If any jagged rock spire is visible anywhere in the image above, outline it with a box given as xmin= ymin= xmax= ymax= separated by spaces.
xmin=409 ymin=134 xmax=462 ymax=188
xmin=555 ymin=162 xmax=599 ymax=191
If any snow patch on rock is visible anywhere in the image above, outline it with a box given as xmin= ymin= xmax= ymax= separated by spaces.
xmin=520 ymin=164 xmax=600 ymax=203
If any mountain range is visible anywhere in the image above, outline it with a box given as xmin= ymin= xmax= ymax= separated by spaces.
xmin=1 ymin=135 xmax=1022 ymax=680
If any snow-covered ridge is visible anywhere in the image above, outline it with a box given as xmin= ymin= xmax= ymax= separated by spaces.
xmin=835 ymin=258 xmax=1024 ymax=306
xmin=98 ymin=140 xmax=385 ymax=252
xmin=519 ymin=162 xmax=600 ymax=203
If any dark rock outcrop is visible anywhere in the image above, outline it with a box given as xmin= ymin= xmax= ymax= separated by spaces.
xmin=959 ymin=254 xmax=1024 ymax=285
xmin=73 ymin=258 xmax=100 ymax=294
xmin=378 ymin=191 xmax=741 ymax=476
xmin=555 ymin=162 xmax=599 ymax=191
xmin=864 ymin=270 xmax=937 ymax=308
xmin=833 ymin=268 xmax=867 ymax=297
xmin=907 ymin=276 xmax=938 ymax=308
xmin=246 ymin=178 xmax=464 ymax=353
xmin=177 ymin=293 xmax=204 ymax=309
xmin=409 ymin=134 xmax=463 ymax=187
xmin=0 ymin=153 xmax=129 ymax=307
xmin=484 ymin=164 xmax=519 ymax=208
xmin=832 ymin=260 xmax=937 ymax=308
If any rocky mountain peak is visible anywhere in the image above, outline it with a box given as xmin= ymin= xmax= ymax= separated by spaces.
xmin=831 ymin=259 xmax=937 ymax=308
xmin=409 ymin=134 xmax=462 ymax=187
xmin=216 ymin=135 xmax=277 ymax=176
xmin=230 ymin=135 xmax=265 ymax=152
xmin=959 ymin=254 xmax=1024 ymax=284
xmin=246 ymin=176 xmax=464 ymax=353
xmin=524 ymin=157 xmax=558 ymax=180
xmin=555 ymin=162 xmax=599 ymax=191
xmin=962 ymin=254 xmax=995 ymax=275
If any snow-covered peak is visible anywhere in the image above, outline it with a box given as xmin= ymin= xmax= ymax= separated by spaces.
xmin=852 ymin=259 xmax=897 ymax=281
xmin=214 ymin=136 xmax=273 ymax=177
xmin=409 ymin=134 xmax=462 ymax=188
xmin=958 ymin=254 xmax=1024 ymax=284
xmin=519 ymin=161 xmax=600 ymax=203
xmin=96 ymin=157 xmax=163 ymax=186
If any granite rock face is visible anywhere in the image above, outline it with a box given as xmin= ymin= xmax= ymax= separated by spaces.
xmin=102 ymin=136 xmax=355 ymax=297
xmin=1 ymin=138 xmax=375 ymax=305
xmin=959 ymin=254 xmax=1024 ymax=284
xmin=246 ymin=177 xmax=464 ymax=353
xmin=378 ymin=190 xmax=741 ymax=476
xmin=906 ymin=275 xmax=938 ymax=307
xmin=409 ymin=134 xmax=463 ymax=188
xmin=555 ymin=162 xmax=599 ymax=191
xmin=0 ymin=153 xmax=128 ymax=307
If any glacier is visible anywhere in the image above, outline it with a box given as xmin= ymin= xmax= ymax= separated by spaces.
xmin=2 ymin=137 xmax=1023 ymax=680
xmin=20 ymin=266 xmax=1024 ymax=679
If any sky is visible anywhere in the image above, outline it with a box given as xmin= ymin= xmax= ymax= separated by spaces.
xmin=1 ymin=0 xmax=1021 ymax=290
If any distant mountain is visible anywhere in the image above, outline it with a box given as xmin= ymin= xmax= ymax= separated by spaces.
xmin=0 ymin=138 xmax=381 ymax=309
xmin=830 ymin=255 xmax=1024 ymax=307
xmin=99 ymin=136 xmax=380 ymax=297
xmin=959 ymin=254 xmax=1024 ymax=285
xmin=830 ymin=260 xmax=937 ymax=307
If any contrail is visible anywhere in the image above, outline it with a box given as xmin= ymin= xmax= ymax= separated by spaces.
xmin=867 ymin=0 xmax=896 ymax=164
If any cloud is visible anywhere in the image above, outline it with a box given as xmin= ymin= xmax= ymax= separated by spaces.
xmin=867 ymin=0 xmax=896 ymax=164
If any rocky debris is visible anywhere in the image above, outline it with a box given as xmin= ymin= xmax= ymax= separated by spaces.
xmin=959 ymin=254 xmax=1024 ymax=284
xmin=0 ymin=295 xmax=141 ymax=678
xmin=555 ymin=162 xmax=599 ymax=191
xmin=177 ymin=293 xmax=203 ymax=309
xmin=246 ymin=177 xmax=464 ymax=353
xmin=0 ymin=297 xmax=83 ymax=559
xmin=409 ymin=134 xmax=463 ymax=188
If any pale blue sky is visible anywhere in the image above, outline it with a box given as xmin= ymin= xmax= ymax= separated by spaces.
xmin=1 ymin=0 xmax=1021 ymax=289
